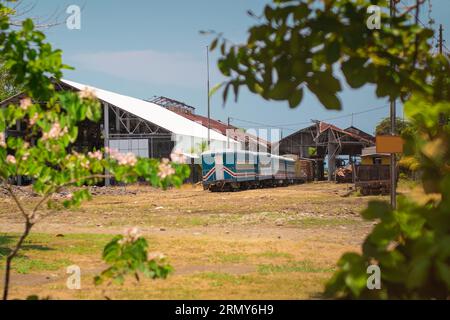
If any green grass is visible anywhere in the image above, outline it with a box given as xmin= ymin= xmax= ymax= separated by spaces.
xmin=12 ymin=257 xmax=72 ymax=274
xmin=287 ymin=217 xmax=362 ymax=227
xmin=257 ymin=261 xmax=335 ymax=274
xmin=0 ymin=233 xmax=111 ymax=274
xmin=194 ymin=272 xmax=252 ymax=287
xmin=255 ymin=251 xmax=294 ymax=259
xmin=209 ymin=252 xmax=248 ymax=264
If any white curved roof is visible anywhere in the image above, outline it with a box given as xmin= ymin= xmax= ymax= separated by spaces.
xmin=61 ymin=79 xmax=234 ymax=143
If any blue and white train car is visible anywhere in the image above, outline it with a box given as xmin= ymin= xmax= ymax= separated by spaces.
xmin=202 ymin=150 xmax=258 ymax=191
xmin=202 ymin=150 xmax=300 ymax=191
xmin=256 ymin=152 xmax=273 ymax=184
xmin=270 ymin=155 xmax=296 ymax=185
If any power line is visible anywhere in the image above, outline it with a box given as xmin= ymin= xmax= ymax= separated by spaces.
xmin=399 ymin=0 xmax=450 ymax=54
xmin=229 ymin=104 xmax=390 ymax=130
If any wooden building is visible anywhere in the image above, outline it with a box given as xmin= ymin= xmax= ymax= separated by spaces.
xmin=278 ymin=121 xmax=375 ymax=181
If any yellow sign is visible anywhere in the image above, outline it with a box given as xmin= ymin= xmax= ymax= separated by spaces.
xmin=376 ymin=135 xmax=404 ymax=153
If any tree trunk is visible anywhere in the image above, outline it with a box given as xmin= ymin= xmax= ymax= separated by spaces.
xmin=2 ymin=221 xmax=32 ymax=300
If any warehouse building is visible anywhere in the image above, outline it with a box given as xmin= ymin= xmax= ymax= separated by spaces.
xmin=279 ymin=121 xmax=375 ymax=181
xmin=1 ymin=79 xmax=242 ymax=184
xmin=149 ymin=96 xmax=271 ymax=153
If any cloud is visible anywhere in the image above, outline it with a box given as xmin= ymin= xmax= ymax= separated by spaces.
xmin=70 ymin=49 xmax=205 ymax=89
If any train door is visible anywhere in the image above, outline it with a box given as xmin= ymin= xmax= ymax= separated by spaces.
xmin=214 ymin=153 xmax=224 ymax=181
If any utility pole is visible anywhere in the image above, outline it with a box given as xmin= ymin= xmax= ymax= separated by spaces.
xmin=389 ymin=0 xmax=397 ymax=209
xmin=438 ymin=24 xmax=447 ymax=127
xmin=206 ymin=46 xmax=211 ymax=148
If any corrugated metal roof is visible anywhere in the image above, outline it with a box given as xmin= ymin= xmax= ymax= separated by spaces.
xmin=318 ymin=122 xmax=373 ymax=144
xmin=170 ymin=110 xmax=271 ymax=148
xmin=61 ymin=79 xmax=235 ymax=143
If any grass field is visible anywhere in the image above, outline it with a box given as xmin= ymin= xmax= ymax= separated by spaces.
xmin=0 ymin=182 xmax=401 ymax=300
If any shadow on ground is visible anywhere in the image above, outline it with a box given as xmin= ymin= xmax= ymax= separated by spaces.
xmin=0 ymin=234 xmax=54 ymax=257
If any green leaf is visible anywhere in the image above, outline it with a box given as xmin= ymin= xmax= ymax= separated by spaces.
xmin=210 ymin=38 xmax=218 ymax=51
xmin=326 ymin=41 xmax=341 ymax=64
xmin=341 ymin=58 xmax=369 ymax=89
xmin=22 ymin=19 xmax=34 ymax=32
xmin=209 ymin=82 xmax=224 ymax=98
xmin=436 ymin=261 xmax=450 ymax=289
xmin=407 ymin=258 xmax=430 ymax=289
xmin=308 ymin=83 xmax=341 ymax=110
xmin=361 ymin=201 xmax=392 ymax=221
xmin=268 ymin=80 xmax=294 ymax=100
xmin=288 ymin=88 xmax=303 ymax=108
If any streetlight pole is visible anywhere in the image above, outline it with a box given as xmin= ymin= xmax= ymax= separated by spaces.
xmin=206 ymin=46 xmax=211 ymax=148
xmin=390 ymin=0 xmax=396 ymax=209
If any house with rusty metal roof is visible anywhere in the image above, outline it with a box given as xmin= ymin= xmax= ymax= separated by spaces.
xmin=278 ymin=121 xmax=375 ymax=181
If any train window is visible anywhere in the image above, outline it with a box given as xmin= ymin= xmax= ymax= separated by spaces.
xmin=373 ymin=157 xmax=382 ymax=165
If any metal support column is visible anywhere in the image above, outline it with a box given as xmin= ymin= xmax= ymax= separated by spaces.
xmin=103 ymin=102 xmax=110 ymax=186
xmin=115 ymin=107 xmax=120 ymax=131
xmin=327 ymin=130 xmax=336 ymax=182
xmin=227 ymin=117 xmax=230 ymax=149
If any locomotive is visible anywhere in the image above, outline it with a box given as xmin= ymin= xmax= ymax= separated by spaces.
xmin=201 ymin=150 xmax=313 ymax=192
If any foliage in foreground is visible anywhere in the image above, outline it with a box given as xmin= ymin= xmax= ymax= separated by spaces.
xmin=95 ymin=227 xmax=172 ymax=287
xmin=211 ymin=0 xmax=450 ymax=299
xmin=0 ymin=2 xmax=189 ymax=300
xmin=326 ymin=94 xmax=450 ymax=299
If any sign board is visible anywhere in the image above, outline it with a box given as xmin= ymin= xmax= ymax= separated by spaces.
xmin=376 ymin=135 xmax=404 ymax=153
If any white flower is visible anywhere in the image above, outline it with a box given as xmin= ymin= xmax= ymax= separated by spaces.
xmin=0 ymin=132 xmax=6 ymax=148
xmin=119 ymin=152 xmax=137 ymax=166
xmin=20 ymin=97 xmax=32 ymax=110
xmin=118 ymin=227 xmax=141 ymax=245
xmin=21 ymin=151 xmax=30 ymax=161
xmin=105 ymin=148 xmax=137 ymax=166
xmin=29 ymin=113 xmax=39 ymax=126
xmin=170 ymin=149 xmax=186 ymax=164
xmin=42 ymin=122 xmax=68 ymax=141
xmin=88 ymin=150 xmax=103 ymax=161
xmin=157 ymin=159 xmax=175 ymax=179
xmin=6 ymin=155 xmax=16 ymax=164
xmin=104 ymin=147 xmax=117 ymax=155
xmin=147 ymin=251 xmax=166 ymax=261
xmin=81 ymin=159 xmax=90 ymax=169
xmin=78 ymin=87 xmax=97 ymax=100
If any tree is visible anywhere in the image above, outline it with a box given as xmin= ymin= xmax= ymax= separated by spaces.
xmin=0 ymin=63 xmax=19 ymax=101
xmin=375 ymin=117 xmax=411 ymax=136
xmin=0 ymin=4 xmax=189 ymax=300
xmin=211 ymin=0 xmax=450 ymax=299
xmin=0 ymin=0 xmax=67 ymax=102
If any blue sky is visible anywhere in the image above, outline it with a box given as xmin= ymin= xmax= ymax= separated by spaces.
xmin=25 ymin=0 xmax=450 ymax=138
